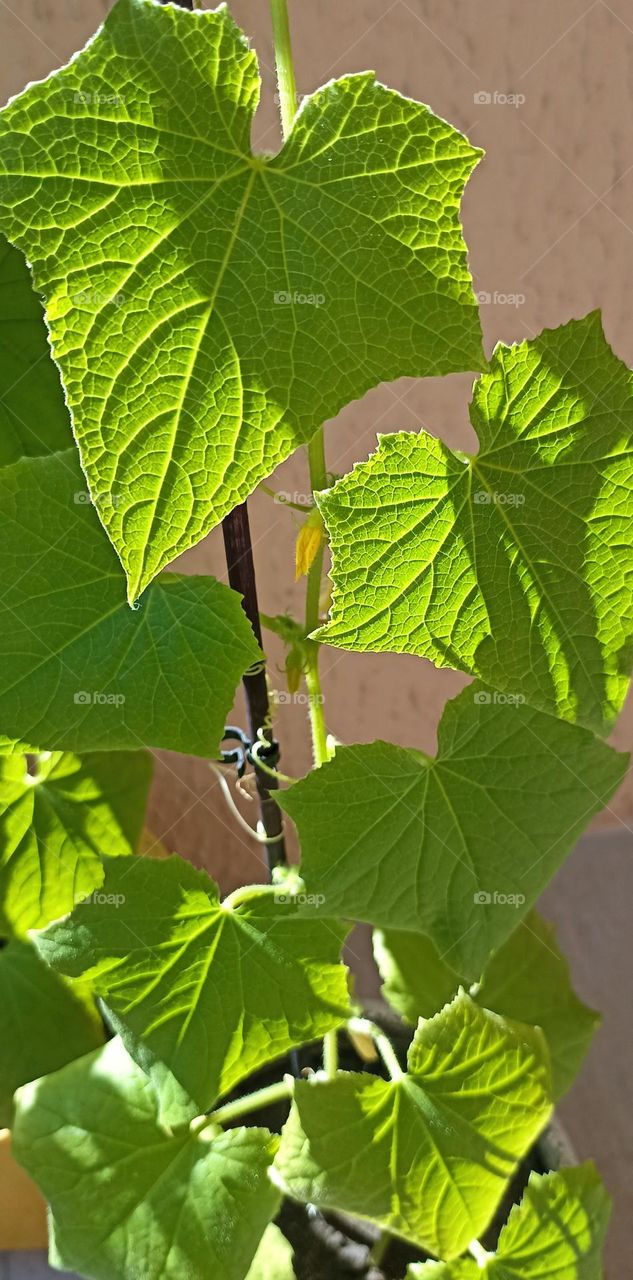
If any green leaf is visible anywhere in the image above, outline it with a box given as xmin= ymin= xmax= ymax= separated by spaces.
xmin=247 ymin=1225 xmax=294 ymax=1280
xmin=316 ymin=314 xmax=633 ymax=734
xmin=0 ymin=236 xmax=71 ymax=465
xmin=408 ymin=1163 xmax=611 ymax=1278
xmin=0 ymin=748 xmax=151 ymax=934
xmin=274 ymin=992 xmax=551 ymax=1260
xmin=277 ymin=684 xmax=625 ymax=978
xmin=0 ymin=938 xmax=103 ymax=1126
xmin=0 ymin=0 xmax=483 ymax=601
xmin=35 ymin=854 xmax=351 ymax=1114
xmin=0 ymin=448 xmax=261 ymax=756
xmin=13 ymin=1037 xmax=281 ymax=1280
xmin=374 ymin=911 xmax=599 ymax=1100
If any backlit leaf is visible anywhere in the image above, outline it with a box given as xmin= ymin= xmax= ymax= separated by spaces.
xmin=0 ymin=449 xmax=261 ymax=756
xmin=0 ymin=0 xmax=483 ymax=599
xmin=0 ymin=748 xmax=151 ymax=934
xmin=274 ymin=992 xmax=551 ymax=1260
xmin=277 ymin=683 xmax=625 ymax=977
xmin=407 ymin=1163 xmax=610 ymax=1278
xmin=316 ymin=315 xmax=633 ymax=734
xmin=35 ymin=853 xmax=351 ymax=1114
xmin=13 ymin=1037 xmax=280 ymax=1280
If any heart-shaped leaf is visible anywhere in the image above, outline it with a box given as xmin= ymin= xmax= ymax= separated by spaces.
xmin=0 ymin=748 xmax=151 ymax=934
xmin=316 ymin=314 xmax=633 ymax=735
xmin=374 ymin=911 xmax=599 ymax=1100
xmin=35 ymin=853 xmax=351 ymax=1114
xmin=277 ymin=683 xmax=626 ymax=977
xmin=275 ymin=992 xmax=551 ymax=1260
xmin=408 ymin=1163 xmax=610 ymax=1279
xmin=0 ymin=0 xmax=483 ymax=599
xmin=13 ymin=1037 xmax=281 ymax=1280
xmin=0 ymin=448 xmax=261 ymax=756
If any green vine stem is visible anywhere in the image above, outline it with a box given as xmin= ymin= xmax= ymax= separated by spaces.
xmin=468 ymin=1239 xmax=493 ymax=1266
xmin=269 ymin=0 xmax=299 ymax=137
xmin=197 ymin=1078 xmax=294 ymax=1131
xmin=270 ymin=0 xmax=330 ymax=771
xmin=348 ymin=1018 xmax=403 ymax=1082
xmin=369 ymin=1231 xmax=391 ymax=1267
xmin=323 ymin=1029 xmax=339 ymax=1078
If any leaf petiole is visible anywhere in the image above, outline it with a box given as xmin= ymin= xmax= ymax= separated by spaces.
xmin=194 ymin=1078 xmax=294 ymax=1132
xmin=348 ymin=1018 xmax=403 ymax=1081
xmin=260 ymin=484 xmax=313 ymax=512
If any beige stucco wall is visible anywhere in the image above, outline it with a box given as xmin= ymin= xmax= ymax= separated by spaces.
xmin=2 ymin=1 xmax=632 ymax=1273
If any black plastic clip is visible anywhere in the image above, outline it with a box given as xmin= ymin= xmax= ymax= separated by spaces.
xmin=219 ymin=725 xmax=281 ymax=780
xmin=218 ymin=725 xmax=251 ymax=778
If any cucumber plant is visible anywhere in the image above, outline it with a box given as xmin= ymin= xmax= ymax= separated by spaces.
xmin=0 ymin=0 xmax=628 ymax=1275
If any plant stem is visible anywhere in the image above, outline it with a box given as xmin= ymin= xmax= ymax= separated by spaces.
xmin=348 ymin=1018 xmax=403 ymax=1081
xmin=323 ymin=1029 xmax=339 ymax=1078
xmin=302 ymin=302 xmax=329 ymax=767
xmin=305 ymin=642 xmax=329 ymax=766
xmin=199 ymin=1078 xmax=293 ymax=1130
xmin=269 ymin=0 xmax=330 ymax=770
xmin=369 ymin=1231 xmax=391 ymax=1266
xmin=304 ymin=430 xmax=328 ymax=640
xmin=222 ymin=504 xmax=286 ymax=870
xmin=168 ymin=0 xmax=286 ymax=872
xmin=468 ymin=1239 xmax=492 ymax=1267
xmin=269 ymin=0 xmax=299 ymax=136
xmin=260 ymin=484 xmax=312 ymax=512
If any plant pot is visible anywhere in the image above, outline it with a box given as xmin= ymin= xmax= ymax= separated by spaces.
xmin=0 ymin=1130 xmax=47 ymax=1251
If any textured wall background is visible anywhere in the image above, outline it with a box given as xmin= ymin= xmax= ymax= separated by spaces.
xmin=2 ymin=0 xmax=632 ymax=1272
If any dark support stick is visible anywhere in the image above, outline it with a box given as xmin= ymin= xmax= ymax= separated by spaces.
xmin=222 ymin=503 xmax=287 ymax=872
xmin=167 ymin=0 xmax=286 ymax=872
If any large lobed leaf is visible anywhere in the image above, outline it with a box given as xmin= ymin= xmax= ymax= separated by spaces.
xmin=316 ymin=315 xmax=633 ymax=735
xmin=34 ymin=854 xmax=352 ymax=1115
xmin=13 ymin=1036 xmax=281 ymax=1280
xmin=277 ymin=683 xmax=626 ymax=978
xmin=374 ymin=911 xmax=599 ymax=1100
xmin=274 ymin=992 xmax=551 ymax=1260
xmin=408 ymin=1163 xmax=610 ymax=1278
xmin=0 ymin=938 xmax=103 ymax=1126
xmin=0 ymin=448 xmax=261 ymax=756
xmin=0 ymin=748 xmax=151 ymax=934
xmin=0 ymin=0 xmax=483 ymax=600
